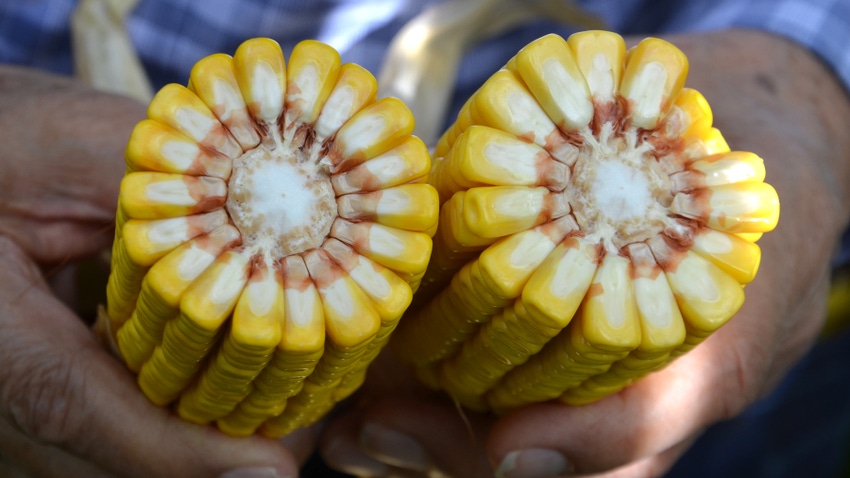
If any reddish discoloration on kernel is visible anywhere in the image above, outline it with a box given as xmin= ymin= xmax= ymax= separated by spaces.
xmin=210 ymin=103 xmax=244 ymax=133
xmin=561 ymin=235 xmax=581 ymax=250
xmin=662 ymin=219 xmax=699 ymax=248
xmin=544 ymin=130 xmax=571 ymax=153
xmin=324 ymin=141 xmax=344 ymax=166
xmin=593 ymin=242 xmax=606 ymax=265
xmin=716 ymin=212 xmax=729 ymax=229
xmin=540 ymin=193 xmax=571 ymax=224
xmin=192 ymin=195 xmax=227 ymax=214
xmin=337 ymin=191 xmax=381 ymax=222
xmin=217 ymin=251 xmax=253 ymax=283
xmin=516 ymin=131 xmax=536 ymax=144
xmin=656 ymin=151 xmax=689 ymax=176
xmin=322 ymin=238 xmax=361 ymax=271
xmin=193 ymin=224 xmax=242 ymax=252
xmin=191 ymin=231 xmax=216 ymax=251
xmin=586 ymin=282 xmax=605 ymax=299
xmin=662 ymin=105 xmax=688 ymax=137
xmin=280 ymin=255 xmax=314 ymax=293
xmin=246 ymin=254 xmax=271 ymax=283
xmin=538 ymin=152 xmax=570 ymax=191
xmin=590 ymin=96 xmax=630 ymax=136
xmin=329 ymin=219 xmax=370 ymax=253
xmin=332 ymin=166 xmax=381 ymax=194
xmin=327 ymin=132 xmax=385 ymax=175
xmin=301 ymin=124 xmax=319 ymax=152
xmin=669 ymin=169 xmax=707 ymax=193
xmin=303 ymin=248 xmax=345 ymax=288
xmin=272 ymin=264 xmax=286 ymax=289
xmin=674 ymin=188 xmax=713 ymax=225
xmin=537 ymin=215 xmax=580 ymax=244
xmin=559 ymin=232 xmax=604 ymax=268
xmin=195 ymin=152 xmax=233 ymax=179
xmin=625 ymin=242 xmax=663 ymax=280
xmin=559 ymin=129 xmax=585 ymax=147
xmin=590 ymin=101 xmax=615 ymax=135
xmin=200 ymin=121 xmax=242 ymax=158
xmin=642 ymin=128 xmax=684 ymax=158
xmin=185 ymin=211 xmax=228 ymax=241
xmin=244 ymin=100 xmax=268 ymax=124
xmin=284 ymin=82 xmax=305 ymax=123
xmin=646 ymin=233 xmax=687 ymax=274
xmin=185 ymin=176 xmax=227 ymax=213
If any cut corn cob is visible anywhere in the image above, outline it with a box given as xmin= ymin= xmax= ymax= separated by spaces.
xmin=392 ymin=32 xmax=779 ymax=413
xmin=105 ymin=38 xmax=436 ymax=436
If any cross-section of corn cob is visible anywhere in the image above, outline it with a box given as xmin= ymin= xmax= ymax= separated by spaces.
xmin=392 ymin=31 xmax=779 ymax=413
xmin=104 ymin=38 xmax=437 ymax=436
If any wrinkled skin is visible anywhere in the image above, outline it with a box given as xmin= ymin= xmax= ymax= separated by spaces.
xmin=318 ymin=29 xmax=850 ymax=477
xmin=0 ymin=66 xmax=312 ymax=478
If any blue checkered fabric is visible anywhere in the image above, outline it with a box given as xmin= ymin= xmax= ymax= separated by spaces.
xmin=3 ymin=0 xmax=850 ymax=90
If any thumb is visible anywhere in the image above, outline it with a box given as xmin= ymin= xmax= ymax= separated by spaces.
xmin=355 ymin=395 xmax=496 ymax=478
xmin=485 ymin=335 xmax=748 ymax=476
xmin=0 ymin=237 xmax=301 ymax=478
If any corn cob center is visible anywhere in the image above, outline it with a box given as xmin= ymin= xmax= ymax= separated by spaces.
xmin=225 ymin=130 xmax=336 ymax=258
xmin=569 ymin=122 xmax=675 ymax=252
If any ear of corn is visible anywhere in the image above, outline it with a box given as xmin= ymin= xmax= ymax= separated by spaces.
xmin=392 ymin=32 xmax=779 ymax=412
xmin=106 ymin=38 xmax=436 ymax=436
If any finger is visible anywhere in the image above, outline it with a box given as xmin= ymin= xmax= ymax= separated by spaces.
xmin=319 ymin=345 xmax=459 ymax=478
xmin=0 ymin=214 xmax=115 ymax=263
xmin=0 ymin=68 xmax=144 ymax=263
xmin=320 ymin=409 xmax=391 ymax=477
xmin=0 ymin=68 xmax=142 ymax=214
xmin=484 ymin=325 xmax=758 ymax=476
xmin=358 ymin=395 xmax=495 ymax=478
xmin=572 ymin=439 xmax=695 ymax=478
xmin=279 ymin=420 xmax=326 ymax=466
xmin=0 ymin=237 xmax=302 ymax=478
xmin=0 ymin=416 xmax=111 ymax=478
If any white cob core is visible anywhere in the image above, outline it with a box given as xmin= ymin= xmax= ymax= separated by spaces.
xmin=568 ymin=123 xmax=674 ymax=251
xmin=226 ymin=133 xmax=337 ymax=258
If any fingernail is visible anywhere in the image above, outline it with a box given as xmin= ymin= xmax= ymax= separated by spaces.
xmin=496 ymin=449 xmax=571 ymax=478
xmin=219 ymin=466 xmax=285 ymax=478
xmin=323 ymin=435 xmax=390 ymax=477
xmin=360 ymin=423 xmax=431 ymax=472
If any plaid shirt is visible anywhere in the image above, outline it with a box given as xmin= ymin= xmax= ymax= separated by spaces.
xmin=2 ymin=0 xmax=850 ymax=90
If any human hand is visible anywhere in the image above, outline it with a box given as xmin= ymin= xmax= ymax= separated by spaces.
xmin=0 ymin=66 xmax=310 ymax=478
xmin=318 ymin=29 xmax=850 ymax=477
